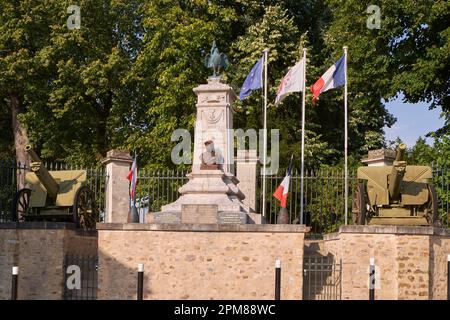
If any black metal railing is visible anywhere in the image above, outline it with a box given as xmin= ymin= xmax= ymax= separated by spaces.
xmin=0 ymin=160 xmax=107 ymax=222
xmin=432 ymin=164 xmax=450 ymax=229
xmin=259 ymin=166 xmax=450 ymax=233
xmin=1 ymin=160 xmax=449 ymax=232
xmin=134 ymin=169 xmax=189 ymax=218
xmin=63 ymin=254 xmax=98 ymax=300
xmin=0 ymin=160 xmax=28 ymax=222
xmin=259 ymin=169 xmax=358 ymax=233
xmin=303 ymin=256 xmax=342 ymax=300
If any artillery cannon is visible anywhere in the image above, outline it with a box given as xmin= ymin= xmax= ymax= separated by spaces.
xmin=352 ymin=144 xmax=439 ymax=226
xmin=11 ymin=145 xmax=97 ymax=229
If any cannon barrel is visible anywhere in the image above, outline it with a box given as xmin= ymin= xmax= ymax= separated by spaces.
xmin=395 ymin=143 xmax=407 ymax=161
xmin=25 ymin=145 xmax=59 ymax=201
xmin=389 ymin=144 xmax=407 ymax=201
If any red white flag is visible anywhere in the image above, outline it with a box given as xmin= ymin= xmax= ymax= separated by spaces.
xmin=126 ymin=157 xmax=137 ymax=200
xmin=275 ymin=57 xmax=306 ymax=104
xmin=273 ymin=156 xmax=294 ymax=208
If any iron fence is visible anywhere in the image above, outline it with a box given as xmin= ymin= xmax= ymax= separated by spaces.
xmin=260 ymin=169 xmax=358 ymax=233
xmin=0 ymin=160 xmax=107 ymax=222
xmin=63 ymin=254 xmax=98 ymax=300
xmin=1 ymin=160 xmax=449 ymax=232
xmin=134 ymin=169 xmax=189 ymax=218
xmin=259 ymin=166 xmax=450 ymax=233
xmin=303 ymin=256 xmax=342 ymax=300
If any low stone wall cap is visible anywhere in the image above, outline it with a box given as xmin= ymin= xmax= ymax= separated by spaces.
xmin=97 ymin=222 xmax=308 ymax=233
xmin=339 ymin=225 xmax=450 ymax=236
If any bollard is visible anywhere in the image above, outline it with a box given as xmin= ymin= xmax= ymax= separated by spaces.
xmin=447 ymin=255 xmax=450 ymax=300
xmin=11 ymin=266 xmax=18 ymax=300
xmin=369 ymin=257 xmax=375 ymax=300
xmin=275 ymin=259 xmax=281 ymax=300
xmin=137 ymin=263 xmax=144 ymax=300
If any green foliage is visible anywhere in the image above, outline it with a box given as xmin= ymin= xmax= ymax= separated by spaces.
xmin=0 ymin=102 xmax=13 ymax=160
xmin=0 ymin=0 xmax=447 ymax=172
xmin=325 ymin=0 xmax=449 ymax=138
xmin=404 ymin=136 xmax=450 ymax=225
xmin=229 ymin=5 xmax=334 ymax=169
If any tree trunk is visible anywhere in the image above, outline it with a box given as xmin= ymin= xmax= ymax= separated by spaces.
xmin=11 ymin=93 xmax=30 ymax=190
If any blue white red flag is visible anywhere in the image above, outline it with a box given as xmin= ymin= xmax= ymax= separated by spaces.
xmin=310 ymin=55 xmax=346 ymax=103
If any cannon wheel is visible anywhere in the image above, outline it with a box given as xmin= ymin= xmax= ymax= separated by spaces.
xmin=73 ymin=186 xmax=97 ymax=230
xmin=352 ymin=183 xmax=367 ymax=225
xmin=12 ymin=188 xmax=31 ymax=222
xmin=425 ymin=184 xmax=439 ymax=226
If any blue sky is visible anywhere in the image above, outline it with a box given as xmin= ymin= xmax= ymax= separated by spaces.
xmin=383 ymin=94 xmax=444 ymax=146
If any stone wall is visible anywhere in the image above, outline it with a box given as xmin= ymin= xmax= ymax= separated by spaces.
xmin=97 ymin=223 xmax=306 ymax=300
xmin=321 ymin=226 xmax=450 ymax=300
xmin=430 ymin=235 xmax=450 ymax=299
xmin=0 ymin=223 xmax=97 ymax=300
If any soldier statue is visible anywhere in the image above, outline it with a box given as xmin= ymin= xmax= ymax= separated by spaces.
xmin=200 ymin=140 xmax=222 ymax=170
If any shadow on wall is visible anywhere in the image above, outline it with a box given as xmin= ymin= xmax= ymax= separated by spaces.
xmin=0 ymin=223 xmax=98 ymax=300
xmin=97 ymin=249 xmax=143 ymax=300
xmin=428 ymin=235 xmax=450 ymax=300
xmin=303 ymin=241 xmax=341 ymax=300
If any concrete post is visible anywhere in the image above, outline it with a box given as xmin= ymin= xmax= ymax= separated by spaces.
xmin=236 ymin=149 xmax=258 ymax=212
xmin=102 ymin=149 xmax=133 ymax=223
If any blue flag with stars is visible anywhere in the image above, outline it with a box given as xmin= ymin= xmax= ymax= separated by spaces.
xmin=239 ymin=56 xmax=264 ymax=100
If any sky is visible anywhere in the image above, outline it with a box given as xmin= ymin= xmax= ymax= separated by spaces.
xmin=383 ymin=94 xmax=445 ymax=147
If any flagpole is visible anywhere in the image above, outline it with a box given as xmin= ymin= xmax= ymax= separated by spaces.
xmin=343 ymin=46 xmax=348 ymax=225
xmin=133 ymin=151 xmax=137 ymax=208
xmin=300 ymin=48 xmax=306 ymax=225
xmin=262 ymin=48 xmax=269 ymax=219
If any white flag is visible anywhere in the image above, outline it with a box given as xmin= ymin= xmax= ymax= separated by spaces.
xmin=275 ymin=56 xmax=306 ymax=104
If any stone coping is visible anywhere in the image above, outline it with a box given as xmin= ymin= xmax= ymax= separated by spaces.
xmin=97 ymin=222 xmax=309 ymax=233
xmin=323 ymin=232 xmax=340 ymax=241
xmin=328 ymin=225 xmax=450 ymax=237
xmin=0 ymin=222 xmax=97 ymax=236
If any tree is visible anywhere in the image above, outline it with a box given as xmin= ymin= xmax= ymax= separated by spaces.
xmin=408 ymin=137 xmax=436 ymax=164
xmin=0 ymin=0 xmax=145 ymax=166
xmin=0 ymin=0 xmax=62 ymax=166
xmin=325 ymin=0 xmax=450 ymax=139
xmin=125 ymin=0 xmax=248 ymax=169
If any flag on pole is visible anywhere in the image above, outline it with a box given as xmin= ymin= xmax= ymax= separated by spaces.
xmin=239 ymin=56 xmax=264 ymax=100
xmin=273 ymin=156 xmax=294 ymax=208
xmin=126 ymin=156 xmax=137 ymax=201
xmin=310 ymin=55 xmax=346 ymax=103
xmin=275 ymin=57 xmax=306 ymax=104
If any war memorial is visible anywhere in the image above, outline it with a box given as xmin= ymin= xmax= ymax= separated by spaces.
xmin=0 ymin=43 xmax=449 ymax=301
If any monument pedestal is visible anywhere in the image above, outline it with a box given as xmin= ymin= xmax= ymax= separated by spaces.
xmin=154 ymin=170 xmax=250 ymax=224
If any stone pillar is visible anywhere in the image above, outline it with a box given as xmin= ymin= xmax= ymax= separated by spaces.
xmin=102 ymin=150 xmax=133 ymax=223
xmin=192 ymin=77 xmax=237 ymax=174
xmin=362 ymin=148 xmax=396 ymax=167
xmin=236 ymin=149 xmax=258 ymax=212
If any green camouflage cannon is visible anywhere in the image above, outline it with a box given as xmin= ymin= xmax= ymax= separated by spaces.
xmin=352 ymin=143 xmax=439 ymax=226
xmin=11 ymin=145 xmax=97 ymax=229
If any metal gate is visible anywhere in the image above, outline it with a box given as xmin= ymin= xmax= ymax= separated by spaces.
xmin=303 ymin=256 xmax=342 ymax=300
xmin=63 ymin=255 xmax=98 ymax=300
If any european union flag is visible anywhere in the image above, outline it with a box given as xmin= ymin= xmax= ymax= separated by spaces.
xmin=239 ymin=56 xmax=264 ymax=100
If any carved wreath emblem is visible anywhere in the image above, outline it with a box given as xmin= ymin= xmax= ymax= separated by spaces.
xmin=202 ymin=110 xmax=223 ymax=124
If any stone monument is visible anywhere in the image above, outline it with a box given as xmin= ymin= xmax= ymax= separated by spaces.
xmin=150 ymin=43 xmax=253 ymax=224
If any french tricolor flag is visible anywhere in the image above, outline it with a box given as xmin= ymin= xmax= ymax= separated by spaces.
xmin=310 ymin=55 xmax=346 ymax=103
xmin=273 ymin=156 xmax=294 ymax=209
xmin=126 ymin=157 xmax=137 ymax=201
